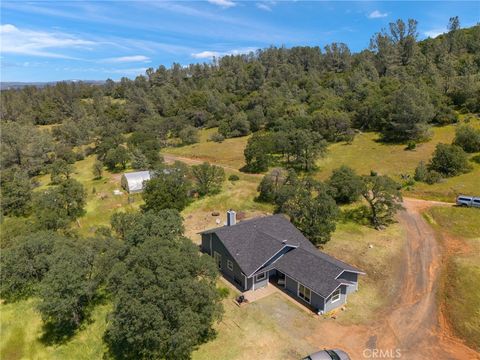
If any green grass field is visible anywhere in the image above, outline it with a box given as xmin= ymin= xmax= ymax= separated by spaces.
xmin=0 ymin=299 xmax=110 ymax=360
xmin=424 ymin=206 xmax=480 ymax=350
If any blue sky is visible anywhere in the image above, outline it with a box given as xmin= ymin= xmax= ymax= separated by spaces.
xmin=1 ymin=1 xmax=479 ymax=82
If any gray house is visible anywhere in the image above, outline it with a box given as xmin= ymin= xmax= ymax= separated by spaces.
xmin=200 ymin=211 xmax=364 ymax=314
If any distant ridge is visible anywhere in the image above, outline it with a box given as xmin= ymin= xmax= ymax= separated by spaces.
xmin=0 ymin=80 xmax=106 ymax=90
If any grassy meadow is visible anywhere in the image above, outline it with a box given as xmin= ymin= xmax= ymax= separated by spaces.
xmin=424 ymin=206 xmax=480 ymax=350
xmin=162 ymin=118 xmax=480 ymax=202
xmin=0 ymin=299 xmax=110 ymax=360
xmin=162 ymin=128 xmax=250 ymax=170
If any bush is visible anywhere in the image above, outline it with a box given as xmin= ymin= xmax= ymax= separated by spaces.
xmin=179 ymin=125 xmax=199 ymax=145
xmin=471 ymin=154 xmax=480 ymax=164
xmin=406 ymin=141 xmax=416 ymax=151
xmin=217 ymin=286 xmax=230 ymax=299
xmin=75 ymin=151 xmax=85 ymax=161
xmin=428 ymin=143 xmax=472 ymax=177
xmin=414 ymin=161 xmax=428 ymax=181
xmin=453 ymin=125 xmax=480 ymax=153
xmin=209 ymin=132 xmax=225 ymax=143
xmin=228 ymin=174 xmax=240 ymax=182
xmin=425 ymin=170 xmax=443 ymax=184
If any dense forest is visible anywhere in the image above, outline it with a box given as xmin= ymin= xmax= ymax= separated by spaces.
xmin=1 ymin=17 xmax=480 ymax=359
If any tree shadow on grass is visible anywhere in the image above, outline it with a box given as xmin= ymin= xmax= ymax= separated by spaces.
xmin=339 ymin=205 xmax=371 ymax=226
xmin=39 ymin=321 xmax=78 ymax=346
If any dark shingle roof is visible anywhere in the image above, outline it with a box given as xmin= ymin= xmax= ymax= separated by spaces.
xmin=263 ymin=248 xmax=356 ymax=298
xmin=201 ymin=214 xmax=363 ymax=296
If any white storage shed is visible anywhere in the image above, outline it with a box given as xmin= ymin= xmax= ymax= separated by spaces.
xmin=121 ymin=171 xmax=151 ymax=193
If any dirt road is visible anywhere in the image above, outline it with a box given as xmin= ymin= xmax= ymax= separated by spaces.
xmin=309 ymin=198 xmax=479 ymax=360
xmin=163 ymin=153 xmax=261 ymax=178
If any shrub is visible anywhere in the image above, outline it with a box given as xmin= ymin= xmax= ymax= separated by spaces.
xmin=453 ymin=125 xmax=480 ymax=153
xmin=471 ymin=154 xmax=480 ymax=164
xmin=406 ymin=141 xmax=416 ymax=150
xmin=209 ymin=132 xmax=225 ymax=143
xmin=217 ymin=286 xmax=230 ymax=299
xmin=179 ymin=125 xmax=199 ymax=145
xmin=228 ymin=174 xmax=240 ymax=182
xmin=414 ymin=161 xmax=428 ymax=182
xmin=75 ymin=151 xmax=85 ymax=161
xmin=428 ymin=143 xmax=472 ymax=177
xmin=425 ymin=170 xmax=443 ymax=184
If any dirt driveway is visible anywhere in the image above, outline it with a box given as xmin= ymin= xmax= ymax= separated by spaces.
xmin=307 ymin=198 xmax=479 ymax=360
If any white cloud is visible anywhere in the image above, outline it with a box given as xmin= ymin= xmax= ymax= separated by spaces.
xmin=109 ymin=67 xmax=149 ymax=75
xmin=191 ymin=51 xmax=220 ymax=59
xmin=100 ymin=55 xmax=151 ymax=63
xmin=256 ymin=3 xmax=272 ymax=11
xmin=191 ymin=47 xmax=257 ymax=59
xmin=424 ymin=28 xmax=447 ymax=38
xmin=368 ymin=10 xmax=388 ymax=19
xmin=0 ymin=24 xmax=95 ymax=58
xmin=256 ymin=1 xmax=276 ymax=12
xmin=207 ymin=0 xmax=236 ymax=8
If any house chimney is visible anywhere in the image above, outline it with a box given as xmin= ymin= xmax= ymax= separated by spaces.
xmin=226 ymin=210 xmax=236 ymax=226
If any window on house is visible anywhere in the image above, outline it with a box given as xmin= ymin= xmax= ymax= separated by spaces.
xmin=331 ymin=288 xmax=341 ymax=303
xmin=255 ymin=272 xmax=266 ymax=282
xmin=298 ymin=283 xmax=311 ymax=303
xmin=213 ymin=251 xmax=222 ymax=269
xmin=227 ymin=259 xmax=234 ymax=271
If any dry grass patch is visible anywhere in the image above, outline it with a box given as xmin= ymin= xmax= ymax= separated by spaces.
xmin=183 ymin=174 xmax=272 ymax=243
xmin=316 ymin=124 xmax=458 ymax=180
xmin=322 ymin=221 xmax=406 ymax=325
xmin=425 ymin=206 xmax=480 ymax=351
xmin=193 ymin=293 xmax=318 ymax=360
xmin=162 ymin=128 xmax=250 ymax=170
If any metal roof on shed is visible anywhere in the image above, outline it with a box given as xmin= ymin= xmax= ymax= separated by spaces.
xmin=122 ymin=171 xmax=151 ymax=192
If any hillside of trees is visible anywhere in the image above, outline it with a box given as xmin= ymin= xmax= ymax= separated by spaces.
xmin=1 ymin=18 xmax=479 ymax=180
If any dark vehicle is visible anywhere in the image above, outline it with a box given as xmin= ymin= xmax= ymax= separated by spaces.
xmin=302 ymin=349 xmax=351 ymax=360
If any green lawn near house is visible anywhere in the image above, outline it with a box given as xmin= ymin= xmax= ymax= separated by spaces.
xmin=424 ymin=206 xmax=480 ymax=351
xmin=0 ymin=299 xmax=110 ymax=360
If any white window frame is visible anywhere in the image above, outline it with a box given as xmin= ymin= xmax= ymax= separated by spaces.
xmin=227 ymin=259 xmax=234 ymax=271
xmin=213 ymin=251 xmax=222 ymax=270
xmin=331 ymin=288 xmax=341 ymax=303
xmin=255 ymin=272 xmax=266 ymax=282
xmin=297 ymin=283 xmax=311 ymax=304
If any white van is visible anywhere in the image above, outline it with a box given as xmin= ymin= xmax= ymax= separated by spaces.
xmin=456 ymin=195 xmax=480 ymax=208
